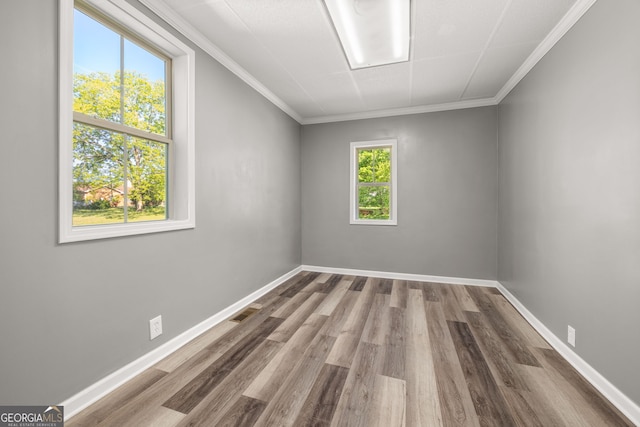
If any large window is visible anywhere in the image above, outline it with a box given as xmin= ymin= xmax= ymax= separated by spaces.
xmin=72 ymin=6 xmax=169 ymax=226
xmin=59 ymin=0 xmax=195 ymax=242
xmin=350 ymin=139 xmax=398 ymax=225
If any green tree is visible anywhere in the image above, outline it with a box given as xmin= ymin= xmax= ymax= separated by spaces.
xmin=128 ymin=137 xmax=167 ymax=211
xmin=73 ymin=71 xmax=166 ymax=215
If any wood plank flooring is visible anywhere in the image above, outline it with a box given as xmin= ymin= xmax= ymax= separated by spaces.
xmin=67 ymin=272 xmax=634 ymax=427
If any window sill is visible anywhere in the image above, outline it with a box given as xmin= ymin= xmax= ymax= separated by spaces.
xmin=350 ymin=219 xmax=398 ymax=226
xmin=59 ymin=218 xmax=195 ymax=243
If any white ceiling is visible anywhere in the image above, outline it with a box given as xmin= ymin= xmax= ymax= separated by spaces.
xmin=140 ymin=0 xmax=596 ymax=124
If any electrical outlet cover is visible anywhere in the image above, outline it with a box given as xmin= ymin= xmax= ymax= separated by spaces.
xmin=567 ymin=325 xmax=575 ymax=347
xmin=150 ymin=315 xmax=162 ymax=340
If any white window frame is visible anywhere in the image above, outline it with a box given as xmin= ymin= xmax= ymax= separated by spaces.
xmin=350 ymin=139 xmax=398 ymax=226
xmin=59 ymin=0 xmax=195 ymax=243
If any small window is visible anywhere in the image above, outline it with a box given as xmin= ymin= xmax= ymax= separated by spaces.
xmin=59 ymin=0 xmax=195 ymax=242
xmin=350 ymin=139 xmax=398 ymax=225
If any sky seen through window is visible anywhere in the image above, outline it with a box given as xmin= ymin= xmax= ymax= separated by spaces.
xmin=74 ymin=9 xmax=165 ymax=82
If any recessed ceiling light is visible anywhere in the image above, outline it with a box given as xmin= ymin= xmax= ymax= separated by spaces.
xmin=324 ymin=0 xmax=411 ymax=70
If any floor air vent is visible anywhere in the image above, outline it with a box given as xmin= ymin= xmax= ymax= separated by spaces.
xmin=230 ymin=307 xmax=259 ymax=323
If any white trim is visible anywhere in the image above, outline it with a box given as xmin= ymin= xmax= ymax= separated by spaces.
xmin=496 ymin=282 xmax=640 ymax=426
xmin=59 ymin=0 xmax=196 ymax=243
xmin=72 ymin=111 xmax=173 ymax=145
xmin=138 ymin=0 xmax=303 ymax=124
xmin=494 ymin=0 xmax=598 ymax=103
xmin=350 ymin=139 xmax=398 ymax=226
xmin=58 ymin=0 xmax=75 ymax=242
xmin=302 ymin=265 xmax=499 ymax=288
xmin=61 ymin=266 xmax=302 ymax=421
xmin=302 ymin=98 xmax=498 ymax=125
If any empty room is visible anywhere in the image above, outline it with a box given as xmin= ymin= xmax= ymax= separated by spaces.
xmin=1 ymin=0 xmax=639 ymax=425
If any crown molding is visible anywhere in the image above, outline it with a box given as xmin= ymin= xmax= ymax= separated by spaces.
xmin=495 ymin=0 xmax=598 ymax=103
xmin=138 ymin=0 xmax=304 ymax=124
xmin=300 ymin=97 xmax=499 ymax=125
xmin=139 ymin=0 xmax=596 ymax=126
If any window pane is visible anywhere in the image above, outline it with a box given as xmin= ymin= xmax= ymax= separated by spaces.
xmin=124 ymin=39 xmax=167 ymax=135
xmin=73 ymin=9 xmax=121 ymax=123
xmin=127 ymin=137 xmax=167 ymax=223
xmin=373 ymin=148 xmax=391 ymax=182
xmin=358 ymin=149 xmax=374 ymax=182
xmin=73 ymin=9 xmax=167 ymax=136
xmin=358 ymin=185 xmax=390 ymax=219
xmin=358 ymin=147 xmax=391 ymax=184
xmin=73 ymin=123 xmax=125 ymax=226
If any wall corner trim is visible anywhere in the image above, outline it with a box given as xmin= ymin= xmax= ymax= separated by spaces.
xmin=495 ymin=282 xmax=640 ymax=426
xmin=60 ymin=266 xmax=302 ymax=421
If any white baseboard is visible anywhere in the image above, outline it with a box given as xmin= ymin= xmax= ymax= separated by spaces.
xmin=301 ymin=264 xmax=500 ymax=288
xmin=496 ymin=282 xmax=640 ymax=426
xmin=60 ymin=266 xmax=302 ymax=420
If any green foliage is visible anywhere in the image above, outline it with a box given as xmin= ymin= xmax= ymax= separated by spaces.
xmin=357 ymin=147 xmax=391 ymax=219
xmin=358 ymin=186 xmax=390 ymax=219
xmin=72 ymin=70 xmax=167 ymax=224
xmin=73 ymin=71 xmax=166 ymax=134
xmin=85 ymin=199 xmax=112 ymax=210
xmin=73 ymin=123 xmax=125 ymax=196
xmin=127 ymin=138 xmax=167 ymax=209
xmin=358 ymin=148 xmax=391 ymax=183
xmin=73 ymin=72 xmax=122 ymax=123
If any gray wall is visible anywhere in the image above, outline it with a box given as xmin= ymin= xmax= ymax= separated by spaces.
xmin=0 ymin=0 xmax=301 ymax=404
xmin=3 ymin=0 xmax=637 ymax=412
xmin=498 ymin=0 xmax=640 ymax=404
xmin=301 ymin=108 xmax=497 ymax=280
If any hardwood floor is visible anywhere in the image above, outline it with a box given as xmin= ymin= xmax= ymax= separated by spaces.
xmin=67 ymin=272 xmax=634 ymax=426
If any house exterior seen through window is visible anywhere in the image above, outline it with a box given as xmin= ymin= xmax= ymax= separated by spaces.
xmin=350 ymin=139 xmax=398 ymax=225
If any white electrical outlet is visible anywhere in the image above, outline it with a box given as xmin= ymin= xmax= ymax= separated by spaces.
xmin=567 ymin=325 xmax=575 ymax=347
xmin=150 ymin=315 xmax=163 ymax=340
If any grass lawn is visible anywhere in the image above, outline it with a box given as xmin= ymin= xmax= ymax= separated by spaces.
xmin=73 ymin=207 xmax=166 ymax=226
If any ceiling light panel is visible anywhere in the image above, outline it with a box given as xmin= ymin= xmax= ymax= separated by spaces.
xmin=324 ymin=0 xmax=411 ymax=69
